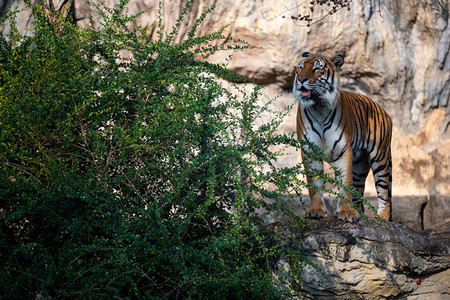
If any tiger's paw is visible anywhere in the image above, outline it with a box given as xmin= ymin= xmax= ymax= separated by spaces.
xmin=378 ymin=203 xmax=391 ymax=222
xmin=306 ymin=207 xmax=327 ymax=219
xmin=337 ymin=208 xmax=360 ymax=223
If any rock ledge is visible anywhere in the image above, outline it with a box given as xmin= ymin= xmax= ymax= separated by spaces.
xmin=283 ymin=218 xmax=450 ymax=299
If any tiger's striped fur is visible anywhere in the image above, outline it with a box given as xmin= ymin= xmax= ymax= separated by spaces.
xmin=293 ymin=52 xmax=392 ymax=222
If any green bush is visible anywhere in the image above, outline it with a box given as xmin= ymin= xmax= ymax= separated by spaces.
xmin=0 ymin=1 xmax=354 ymax=298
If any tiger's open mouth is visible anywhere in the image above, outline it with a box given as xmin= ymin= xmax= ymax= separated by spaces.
xmin=300 ymin=87 xmax=312 ymax=98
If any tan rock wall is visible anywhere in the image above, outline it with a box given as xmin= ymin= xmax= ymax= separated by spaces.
xmin=2 ymin=0 xmax=449 ymax=198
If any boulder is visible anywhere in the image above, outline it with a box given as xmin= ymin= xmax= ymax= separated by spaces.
xmin=277 ymin=218 xmax=450 ymax=299
xmin=425 ymin=218 xmax=450 ymax=248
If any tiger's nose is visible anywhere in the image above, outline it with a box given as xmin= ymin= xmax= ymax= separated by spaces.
xmin=298 ymin=77 xmax=308 ymax=84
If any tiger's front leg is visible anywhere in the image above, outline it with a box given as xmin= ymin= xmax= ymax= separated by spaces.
xmin=302 ymin=151 xmax=327 ymax=218
xmin=334 ymin=149 xmax=360 ymax=223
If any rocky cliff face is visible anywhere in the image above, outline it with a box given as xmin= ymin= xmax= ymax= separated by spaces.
xmin=2 ymin=0 xmax=449 ymax=195
xmin=78 ymin=0 xmax=449 ymax=198
xmin=1 ymin=1 xmax=448 ymax=217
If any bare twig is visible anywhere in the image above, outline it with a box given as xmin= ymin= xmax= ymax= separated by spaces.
xmin=277 ymin=0 xmax=353 ymax=27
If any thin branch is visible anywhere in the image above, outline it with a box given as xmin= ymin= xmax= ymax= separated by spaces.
xmin=276 ymin=0 xmax=353 ymax=27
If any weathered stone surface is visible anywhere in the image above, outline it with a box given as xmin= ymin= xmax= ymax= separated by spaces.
xmin=424 ymin=194 xmax=450 ymax=230
xmin=0 ymin=0 xmax=36 ymax=36
xmin=286 ymin=218 xmax=450 ymax=299
xmin=426 ymin=218 xmax=450 ymax=247
xmin=371 ymin=195 xmax=450 ymax=231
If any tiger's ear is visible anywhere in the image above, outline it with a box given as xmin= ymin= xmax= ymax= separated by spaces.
xmin=332 ymin=55 xmax=344 ymax=70
xmin=302 ymin=52 xmax=311 ymax=57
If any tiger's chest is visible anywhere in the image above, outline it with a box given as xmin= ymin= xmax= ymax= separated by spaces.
xmin=298 ymin=105 xmax=352 ymax=161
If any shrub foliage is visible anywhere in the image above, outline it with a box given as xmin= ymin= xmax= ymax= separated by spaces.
xmin=0 ymin=1 xmax=353 ymax=298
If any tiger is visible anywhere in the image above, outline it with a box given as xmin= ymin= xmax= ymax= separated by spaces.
xmin=293 ymin=52 xmax=392 ymax=222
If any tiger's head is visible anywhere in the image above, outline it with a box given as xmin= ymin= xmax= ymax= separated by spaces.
xmin=293 ymin=52 xmax=344 ymax=108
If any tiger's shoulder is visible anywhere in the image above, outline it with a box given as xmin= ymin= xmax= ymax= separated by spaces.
xmin=339 ymin=90 xmax=392 ymax=118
